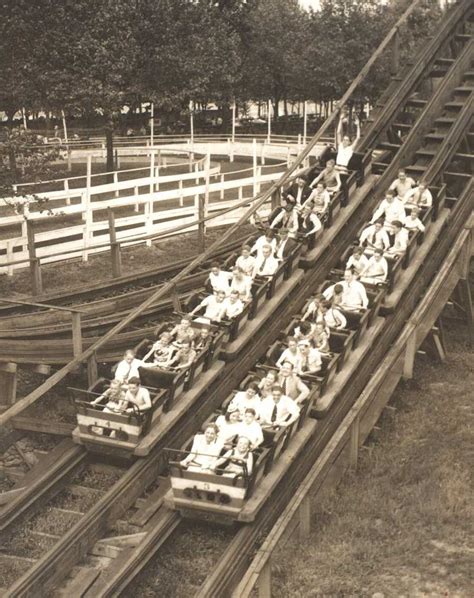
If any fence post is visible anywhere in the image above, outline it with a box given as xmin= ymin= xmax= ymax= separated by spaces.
xmin=350 ymin=416 xmax=360 ymax=470
xmin=198 ymin=153 xmax=210 ymax=252
xmin=6 ymin=240 xmax=14 ymax=276
xmin=26 ymin=220 xmax=43 ymax=296
xmin=146 ymin=152 xmax=155 ymax=247
xmin=261 ymin=142 xmax=266 ymax=165
xmin=155 ymin=165 xmax=160 ymax=192
xmin=64 ymin=179 xmax=71 ymax=205
xmin=220 ymin=173 xmax=225 ymax=200
xmin=71 ymin=313 xmax=83 ymax=359
xmin=179 ymin=179 xmax=184 ymax=207
xmin=253 ymin=139 xmax=258 ymax=196
xmin=86 ymin=153 xmax=92 ymax=203
xmin=114 ymin=171 xmax=119 ymax=198
xmin=259 ymin=560 xmax=272 ymax=598
xmin=108 ymin=208 xmax=122 ymax=278
xmin=134 ymin=186 xmax=139 ymax=212
xmin=257 ymin=166 xmax=262 ymax=194
xmin=21 ymin=219 xmax=28 ymax=252
xmin=81 ymin=191 xmax=91 ymax=262
xmin=67 ymin=146 xmax=72 ymax=172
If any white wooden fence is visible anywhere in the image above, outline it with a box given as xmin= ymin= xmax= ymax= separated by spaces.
xmin=0 ymin=156 xmax=284 ymax=273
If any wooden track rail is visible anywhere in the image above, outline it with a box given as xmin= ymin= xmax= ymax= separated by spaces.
xmin=360 ymin=0 xmax=473 ymax=151
xmin=233 ymin=216 xmax=473 ymax=598
xmin=0 ymin=0 xmax=429 ymax=425
xmin=195 ymin=174 xmax=473 ymax=598
xmin=1 ymin=2 xmax=471 ymax=596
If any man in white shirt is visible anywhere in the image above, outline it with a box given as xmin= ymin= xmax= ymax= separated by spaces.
xmin=359 ymin=248 xmax=388 ymax=285
xmin=274 ymin=228 xmax=297 ymax=261
xmin=235 ymin=245 xmax=256 ymax=277
xmin=252 ymin=244 xmax=279 ymax=278
xmin=320 ymin=300 xmax=347 ymax=329
xmin=125 ymin=377 xmax=152 ymax=412
xmin=323 ymin=270 xmax=369 ymax=311
xmin=309 ymin=159 xmax=341 ymax=194
xmin=230 ymin=267 xmax=252 ymax=301
xmin=222 ymin=290 xmax=244 ymax=320
xmin=207 ymin=262 xmax=232 ymax=294
xmin=250 ymin=231 xmax=277 ymax=258
xmin=346 ymin=246 xmax=369 ymax=276
xmin=297 ymin=205 xmax=322 ymax=237
xmin=371 ymin=190 xmax=406 ymax=232
xmin=114 ymin=350 xmax=142 ymax=384
xmin=304 ymin=182 xmax=330 ymax=217
xmin=190 ymin=290 xmax=227 ymax=323
xmin=296 ymin=340 xmax=322 ymax=375
xmin=404 ymin=207 xmax=425 ymax=233
xmin=404 ymin=182 xmax=432 ymax=208
xmin=270 ymin=204 xmax=299 ymax=234
xmin=389 ymin=169 xmax=416 ymax=201
xmin=259 ymin=385 xmax=300 ymax=428
xmin=277 ymin=361 xmax=310 ymax=403
xmin=336 ymin=114 xmax=360 ymax=173
xmin=359 ymin=219 xmax=391 ymax=252
xmin=386 ymin=221 xmax=409 ymax=256
xmin=237 ymin=408 xmax=264 ymax=449
xmin=276 ymin=336 xmax=300 ymax=368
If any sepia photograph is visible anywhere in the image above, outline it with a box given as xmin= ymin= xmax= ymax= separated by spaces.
xmin=0 ymin=0 xmax=472 ymax=595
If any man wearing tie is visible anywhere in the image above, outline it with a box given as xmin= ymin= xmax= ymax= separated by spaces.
xmin=277 ymin=361 xmax=310 ymax=404
xmin=296 ymin=340 xmax=322 ymax=374
xmin=359 ymin=219 xmax=390 ymax=253
xmin=274 ymin=228 xmax=297 ymax=261
xmin=252 ymin=244 xmax=279 ymax=279
xmin=258 ymin=385 xmax=300 ymax=429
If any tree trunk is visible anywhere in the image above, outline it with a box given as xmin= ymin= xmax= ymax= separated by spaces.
xmin=284 ymin=98 xmax=288 ymax=117
xmin=273 ymin=96 xmax=280 ymax=120
xmin=105 ymin=116 xmax=115 ymax=176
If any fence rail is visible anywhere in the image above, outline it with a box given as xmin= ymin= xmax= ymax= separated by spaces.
xmin=0 ymin=158 xmax=285 ymax=272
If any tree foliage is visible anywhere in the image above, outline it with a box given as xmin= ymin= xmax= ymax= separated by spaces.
xmin=0 ymin=0 xmax=444 ymax=140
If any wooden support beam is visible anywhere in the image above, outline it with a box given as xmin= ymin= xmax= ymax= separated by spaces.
xmin=26 ymin=220 xmax=43 ymax=296
xmin=108 ymin=208 xmax=122 ymax=278
xmin=258 ymin=559 xmax=272 ymax=598
xmin=430 ymin=328 xmax=447 ymax=363
xmin=0 ymin=362 xmax=17 ymax=408
xmin=87 ymin=353 xmax=98 ymax=387
xmin=171 ymin=284 xmax=182 ymax=314
xmin=457 ymin=279 xmax=473 ymax=346
xmin=71 ymin=312 xmax=83 ymax=360
xmin=299 ymin=495 xmax=311 ymax=539
xmin=403 ymin=329 xmax=417 ymax=379
xmin=391 ymin=27 xmax=400 ymax=74
xmin=349 ymin=416 xmax=360 ymax=470
xmin=0 ymin=486 xmax=26 ymax=506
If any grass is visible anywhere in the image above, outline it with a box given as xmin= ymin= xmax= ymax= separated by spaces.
xmin=272 ymin=323 xmax=473 ymax=597
xmin=0 ymin=222 xmax=255 ymax=298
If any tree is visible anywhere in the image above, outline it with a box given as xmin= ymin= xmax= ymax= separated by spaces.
xmin=0 ymin=128 xmax=62 ymax=216
xmin=240 ymin=0 xmax=309 ymax=117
